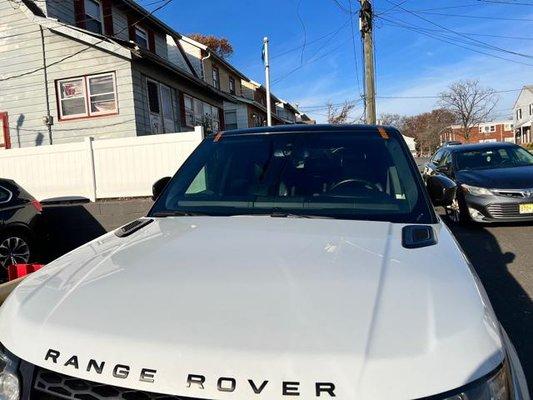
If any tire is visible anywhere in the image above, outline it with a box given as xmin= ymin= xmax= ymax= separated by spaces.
xmin=447 ymin=191 xmax=471 ymax=225
xmin=0 ymin=230 xmax=34 ymax=282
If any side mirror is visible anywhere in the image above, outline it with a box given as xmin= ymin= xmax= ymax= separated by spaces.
xmin=427 ymin=175 xmax=457 ymax=207
xmin=436 ymin=164 xmax=451 ymax=174
xmin=152 ymin=177 xmax=171 ymax=201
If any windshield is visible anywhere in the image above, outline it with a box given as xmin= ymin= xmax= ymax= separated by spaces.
xmin=455 ymin=146 xmax=533 ymax=171
xmin=150 ymin=130 xmax=435 ymax=223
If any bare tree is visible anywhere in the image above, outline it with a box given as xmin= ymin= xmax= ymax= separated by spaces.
xmin=439 ymin=80 xmax=498 ymax=140
xmin=188 ymin=34 xmax=234 ymax=59
xmin=378 ymin=113 xmax=406 ymax=130
xmin=327 ymin=101 xmax=356 ymax=124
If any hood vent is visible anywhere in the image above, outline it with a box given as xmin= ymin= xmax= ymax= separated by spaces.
xmin=402 ymin=225 xmax=437 ymax=249
xmin=115 ymin=218 xmax=154 ymax=238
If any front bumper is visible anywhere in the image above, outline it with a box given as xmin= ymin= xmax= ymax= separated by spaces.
xmin=464 ymin=193 xmax=533 ymax=223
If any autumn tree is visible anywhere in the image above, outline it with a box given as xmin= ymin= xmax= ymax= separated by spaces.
xmin=403 ymin=109 xmax=456 ymax=156
xmin=439 ymin=79 xmax=498 ymax=140
xmin=326 ymin=101 xmax=357 ymax=124
xmin=188 ymin=34 xmax=234 ymax=59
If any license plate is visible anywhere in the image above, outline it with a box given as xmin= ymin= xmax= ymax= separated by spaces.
xmin=519 ymin=203 xmax=533 ymax=214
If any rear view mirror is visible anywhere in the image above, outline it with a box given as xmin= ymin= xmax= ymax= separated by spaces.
xmin=427 ymin=175 xmax=456 ymax=207
xmin=152 ymin=177 xmax=171 ymax=201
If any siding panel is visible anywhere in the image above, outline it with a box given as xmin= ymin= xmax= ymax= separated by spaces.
xmin=0 ymin=0 xmax=137 ymax=147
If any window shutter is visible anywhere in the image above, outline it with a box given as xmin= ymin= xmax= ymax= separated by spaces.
xmin=74 ymin=0 xmax=86 ymax=29
xmin=148 ymin=30 xmax=156 ymax=53
xmin=127 ymin=15 xmax=136 ymax=41
xmin=102 ymin=0 xmax=114 ymax=36
xmin=179 ymin=92 xmax=186 ymax=127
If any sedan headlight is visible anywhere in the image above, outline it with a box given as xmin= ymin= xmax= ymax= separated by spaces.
xmin=462 ymin=184 xmax=493 ymax=197
xmin=441 ymin=363 xmax=510 ymax=400
xmin=0 ymin=347 xmax=20 ymax=400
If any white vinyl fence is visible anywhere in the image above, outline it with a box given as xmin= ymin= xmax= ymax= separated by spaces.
xmin=0 ymin=127 xmax=204 ymax=201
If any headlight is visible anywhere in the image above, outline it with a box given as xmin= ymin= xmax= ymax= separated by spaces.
xmin=462 ymin=184 xmax=493 ymax=196
xmin=0 ymin=347 xmax=20 ymax=400
xmin=441 ymin=363 xmax=510 ymax=400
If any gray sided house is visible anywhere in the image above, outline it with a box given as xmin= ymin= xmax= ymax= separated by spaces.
xmin=513 ymin=85 xmax=533 ymax=145
xmin=0 ymin=0 xmax=228 ymax=148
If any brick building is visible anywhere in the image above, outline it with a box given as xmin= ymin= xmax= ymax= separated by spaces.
xmin=440 ymin=120 xmax=515 ymax=144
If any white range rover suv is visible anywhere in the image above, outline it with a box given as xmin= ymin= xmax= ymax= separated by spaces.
xmin=0 ymin=125 xmax=529 ymax=400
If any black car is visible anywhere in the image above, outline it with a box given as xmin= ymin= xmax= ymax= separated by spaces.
xmin=0 ymin=179 xmax=42 ymax=280
xmin=423 ymin=142 xmax=533 ymax=223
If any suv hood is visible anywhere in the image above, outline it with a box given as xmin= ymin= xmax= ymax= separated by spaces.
xmin=0 ymin=217 xmax=503 ymax=400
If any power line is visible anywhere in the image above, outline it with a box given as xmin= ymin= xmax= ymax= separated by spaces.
xmin=378 ymin=22 xmax=533 ymax=41
xmin=378 ymin=15 xmax=533 ymax=66
xmin=298 ymin=88 xmax=522 ymax=109
xmin=1 ymin=0 xmax=170 ymax=40
xmin=10 ymin=119 xmax=136 ymax=132
xmin=476 ymin=0 xmax=533 ymax=5
xmin=272 ymin=38 xmax=350 ymax=85
xmin=381 ymin=0 xmax=533 ymax=60
xmin=295 ymin=0 xmax=307 ymax=65
xmin=1 ymin=0 xmax=175 ymax=81
xmin=270 ymin=19 xmax=350 ymax=60
xmin=412 ymin=10 xmax=533 ymax=21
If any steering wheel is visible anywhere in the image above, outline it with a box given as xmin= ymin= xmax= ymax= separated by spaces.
xmin=329 ymin=178 xmax=381 ymax=194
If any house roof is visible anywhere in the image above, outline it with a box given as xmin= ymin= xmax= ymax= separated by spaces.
xmin=512 ymin=85 xmax=533 ymax=109
xmin=179 ymin=36 xmax=250 ymax=81
xmin=17 ymin=0 xmax=233 ymax=103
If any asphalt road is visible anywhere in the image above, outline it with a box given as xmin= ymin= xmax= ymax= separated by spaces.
xmin=439 ymin=211 xmax=533 ymax=386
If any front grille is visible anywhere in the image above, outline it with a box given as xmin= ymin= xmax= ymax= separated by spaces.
xmin=486 ymin=203 xmax=529 ymax=219
xmin=33 ymin=369 xmax=199 ymax=400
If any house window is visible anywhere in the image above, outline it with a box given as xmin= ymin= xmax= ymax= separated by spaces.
xmin=489 ymin=125 xmax=495 ymax=132
xmin=212 ymin=67 xmax=220 ymax=89
xmin=517 ymin=108 xmax=522 ymax=120
xmin=183 ymin=94 xmax=220 ymax=132
xmin=184 ymin=95 xmax=194 ymax=127
xmin=84 ymin=0 xmax=103 ymax=34
xmin=530 ymin=104 xmax=533 ymax=116
xmin=146 ymin=79 xmax=176 ymax=134
xmin=229 ymin=77 xmax=236 ymax=95
xmin=147 ymin=81 xmax=160 ymax=114
xmin=135 ymin=26 xmax=148 ymax=49
xmin=225 ymin=111 xmax=237 ymax=130
xmin=56 ymin=72 xmax=117 ymax=120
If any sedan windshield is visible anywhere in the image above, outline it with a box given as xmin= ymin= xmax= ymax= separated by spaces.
xmin=455 ymin=146 xmax=533 ymax=171
xmin=150 ymin=130 xmax=434 ymax=223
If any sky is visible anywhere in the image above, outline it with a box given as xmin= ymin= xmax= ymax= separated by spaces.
xmin=140 ymin=0 xmax=533 ymax=123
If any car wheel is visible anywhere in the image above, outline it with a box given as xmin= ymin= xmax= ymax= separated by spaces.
xmin=0 ymin=231 xmax=33 ymax=282
xmin=447 ymin=193 xmax=471 ymax=225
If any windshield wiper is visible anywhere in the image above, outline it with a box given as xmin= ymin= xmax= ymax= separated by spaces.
xmin=151 ymin=210 xmax=208 ymax=217
xmin=269 ymin=212 xmax=333 ymax=219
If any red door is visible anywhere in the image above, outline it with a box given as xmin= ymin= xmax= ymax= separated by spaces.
xmin=0 ymin=112 xmax=11 ymax=150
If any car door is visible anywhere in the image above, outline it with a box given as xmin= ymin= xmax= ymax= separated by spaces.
xmin=0 ymin=185 xmax=13 ymax=231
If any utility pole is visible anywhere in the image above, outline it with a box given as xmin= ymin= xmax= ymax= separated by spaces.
xmin=263 ymin=37 xmax=272 ymax=126
xmin=359 ymin=0 xmax=376 ymax=124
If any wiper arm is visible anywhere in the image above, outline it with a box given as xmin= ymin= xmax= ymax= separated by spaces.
xmin=270 ymin=212 xmax=333 ymax=219
xmin=152 ymin=210 xmax=208 ymax=217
